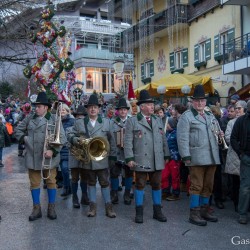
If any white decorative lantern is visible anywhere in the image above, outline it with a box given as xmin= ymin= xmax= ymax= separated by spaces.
xmin=157 ymin=85 xmax=167 ymax=95
xmin=113 ymin=61 xmax=125 ymax=74
xmin=181 ymin=85 xmax=191 ymax=95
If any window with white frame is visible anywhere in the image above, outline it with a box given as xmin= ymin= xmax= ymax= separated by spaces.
xmin=199 ymin=42 xmax=206 ymax=62
xmin=145 ymin=61 xmax=151 ymax=78
xmin=175 ymin=51 xmax=182 ymax=69
xmin=141 ymin=60 xmax=154 ymax=80
xmin=214 ymin=28 xmax=235 ymax=59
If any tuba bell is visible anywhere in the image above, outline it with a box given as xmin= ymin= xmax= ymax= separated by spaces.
xmin=70 ymin=136 xmax=110 ymax=163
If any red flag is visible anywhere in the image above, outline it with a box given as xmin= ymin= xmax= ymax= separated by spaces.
xmin=128 ymin=80 xmax=136 ymax=100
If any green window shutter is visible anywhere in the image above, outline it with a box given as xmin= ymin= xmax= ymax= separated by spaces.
xmin=149 ymin=60 xmax=154 ymax=77
xmin=214 ymin=35 xmax=220 ymax=56
xmin=194 ymin=44 xmax=199 ymax=63
xmin=227 ymin=28 xmax=235 ymax=52
xmin=205 ymin=39 xmax=211 ymax=61
xmin=141 ymin=63 xmax=145 ymax=79
xmin=169 ymin=52 xmax=175 ymax=71
xmin=227 ymin=28 xmax=235 ymax=42
xmin=182 ymin=48 xmax=188 ymax=67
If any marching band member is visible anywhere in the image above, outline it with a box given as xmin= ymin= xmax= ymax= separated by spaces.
xmin=69 ymin=105 xmax=89 ymax=208
xmin=124 ymin=90 xmax=170 ymax=223
xmin=177 ymin=85 xmax=221 ymax=226
xmin=67 ymin=94 xmax=117 ymax=218
xmin=110 ymin=98 xmax=133 ymax=205
xmin=15 ymin=92 xmax=66 ymax=221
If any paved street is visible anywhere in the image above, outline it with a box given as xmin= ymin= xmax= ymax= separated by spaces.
xmin=0 ymin=144 xmax=249 ymax=250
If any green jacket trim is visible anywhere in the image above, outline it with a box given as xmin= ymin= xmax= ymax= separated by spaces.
xmin=125 ymin=157 xmax=135 ymax=163
xmin=137 ymin=112 xmax=156 ymax=121
xmin=191 ymin=107 xmax=212 ymax=117
xmin=164 ymin=156 xmax=171 ymax=160
xmin=115 ymin=117 xmax=121 ymax=123
xmin=182 ymin=156 xmax=191 ymax=161
xmin=50 ymin=147 xmax=59 ymax=157
xmin=84 ymin=115 xmax=103 ymax=125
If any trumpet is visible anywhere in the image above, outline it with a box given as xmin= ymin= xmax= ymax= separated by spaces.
xmin=41 ymin=102 xmax=63 ymax=180
xmin=211 ymin=118 xmax=228 ymax=150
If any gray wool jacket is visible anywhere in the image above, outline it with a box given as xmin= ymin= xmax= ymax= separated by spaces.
xmin=14 ymin=112 xmax=67 ymax=170
xmin=124 ymin=112 xmax=170 ymax=172
xmin=177 ymin=108 xmax=220 ymax=166
xmin=67 ymin=115 xmax=117 ymax=170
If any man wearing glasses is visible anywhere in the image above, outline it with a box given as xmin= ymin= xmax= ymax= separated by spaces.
xmin=177 ymin=85 xmax=221 ymax=226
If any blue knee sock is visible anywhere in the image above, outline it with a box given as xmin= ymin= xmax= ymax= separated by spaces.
xmin=110 ymin=178 xmax=119 ymax=191
xmin=125 ymin=177 xmax=133 ymax=191
xmin=88 ymin=186 xmax=96 ymax=203
xmin=135 ymin=189 xmax=144 ymax=206
xmin=31 ymin=188 xmax=40 ymax=205
xmin=101 ymin=187 xmax=111 ymax=203
xmin=190 ymin=194 xmax=200 ymax=208
xmin=152 ymin=190 xmax=161 ymax=205
xmin=80 ymin=182 xmax=87 ymax=193
xmin=200 ymin=196 xmax=209 ymax=206
xmin=47 ymin=189 xmax=56 ymax=204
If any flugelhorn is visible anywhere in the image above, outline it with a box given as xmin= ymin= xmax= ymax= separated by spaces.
xmin=211 ymin=118 xmax=228 ymax=150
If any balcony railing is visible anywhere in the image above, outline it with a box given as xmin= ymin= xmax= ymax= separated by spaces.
xmin=222 ymin=32 xmax=250 ymax=74
xmin=223 ymin=32 xmax=250 ymax=64
xmin=122 ymin=3 xmax=188 ymax=46
xmin=73 ymin=47 xmax=133 ymax=63
xmin=52 ymin=16 xmax=130 ymax=36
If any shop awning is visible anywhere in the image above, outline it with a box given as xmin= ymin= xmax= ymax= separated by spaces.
xmin=134 ymin=73 xmax=214 ymax=97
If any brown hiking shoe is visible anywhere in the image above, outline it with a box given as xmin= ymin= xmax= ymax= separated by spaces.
xmin=29 ymin=204 xmax=42 ymax=221
xmin=105 ymin=203 xmax=116 ymax=218
xmin=47 ymin=203 xmax=57 ymax=220
xmin=189 ymin=207 xmax=207 ymax=226
xmin=200 ymin=205 xmax=218 ymax=222
xmin=87 ymin=202 xmax=97 ymax=217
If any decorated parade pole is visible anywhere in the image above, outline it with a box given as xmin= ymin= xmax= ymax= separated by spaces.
xmin=22 ymin=1 xmax=75 ymax=106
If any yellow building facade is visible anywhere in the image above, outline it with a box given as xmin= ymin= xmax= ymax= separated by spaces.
xmin=131 ymin=1 xmax=242 ymax=105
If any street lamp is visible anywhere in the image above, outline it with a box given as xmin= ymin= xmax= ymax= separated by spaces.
xmin=157 ymin=85 xmax=167 ymax=104
xmin=71 ymin=81 xmax=84 ymax=109
xmin=181 ymin=85 xmax=191 ymax=105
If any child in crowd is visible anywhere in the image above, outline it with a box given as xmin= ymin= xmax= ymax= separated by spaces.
xmin=161 ymin=117 xmax=181 ymax=201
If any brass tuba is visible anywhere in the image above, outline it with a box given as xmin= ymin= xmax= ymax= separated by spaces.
xmin=70 ymin=136 xmax=110 ymax=163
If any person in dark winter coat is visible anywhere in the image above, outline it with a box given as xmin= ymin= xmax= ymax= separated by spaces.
xmin=231 ymin=100 xmax=250 ymax=224
xmin=0 ymin=117 xmax=11 ymax=167
xmin=59 ymin=103 xmax=75 ymax=197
